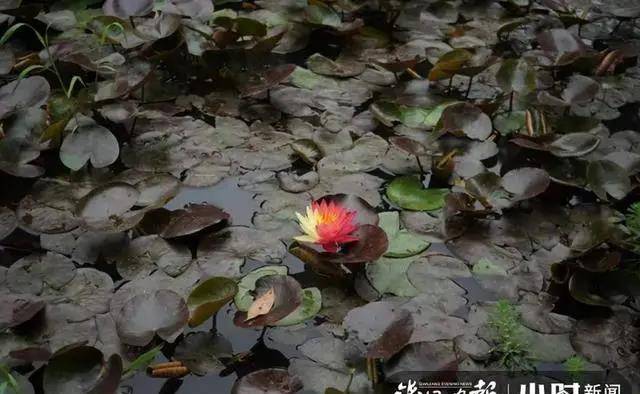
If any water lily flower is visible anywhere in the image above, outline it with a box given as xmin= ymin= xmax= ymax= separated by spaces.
xmin=294 ymin=200 xmax=359 ymax=252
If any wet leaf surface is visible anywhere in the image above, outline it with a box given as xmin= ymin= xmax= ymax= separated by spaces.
xmin=231 ymin=368 xmax=302 ymax=394
xmin=174 ymin=331 xmax=233 ymax=376
xmin=386 ymin=176 xmax=448 ymax=211
xmin=116 ymin=289 xmax=189 ymax=346
xmin=187 ymin=276 xmax=237 ymax=327
xmin=43 ymin=346 xmax=122 ymax=394
xmin=234 ymin=275 xmax=303 ymax=327
xmin=160 ymin=203 xmax=230 ymax=238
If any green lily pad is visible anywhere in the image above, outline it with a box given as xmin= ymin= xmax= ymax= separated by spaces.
xmin=386 ymin=176 xmax=448 ymax=211
xmin=473 ymin=257 xmax=508 ymax=276
xmin=273 ymin=287 xmax=322 ymax=326
xmin=234 ymin=265 xmax=288 ymax=312
xmin=187 ymin=277 xmax=238 ymax=327
xmin=378 ymin=211 xmax=430 ymax=258
xmin=366 ymin=256 xmax=419 ymax=297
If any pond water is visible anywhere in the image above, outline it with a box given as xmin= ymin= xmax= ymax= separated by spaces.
xmin=1 ymin=1 xmax=640 ymax=393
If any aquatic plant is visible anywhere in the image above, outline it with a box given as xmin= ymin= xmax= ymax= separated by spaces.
xmin=488 ymin=300 xmax=534 ymax=372
xmin=563 ymin=355 xmax=587 ymax=381
xmin=625 ymin=202 xmax=640 ymax=252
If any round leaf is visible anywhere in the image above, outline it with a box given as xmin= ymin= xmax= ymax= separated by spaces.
xmin=60 ymin=121 xmax=119 ymax=171
xmin=440 ymin=103 xmax=492 ymax=140
xmin=77 ymin=183 xmax=140 ymax=222
xmin=501 ymin=167 xmax=550 ymax=201
xmin=116 ymin=289 xmax=189 ymax=346
xmin=187 ymin=277 xmax=238 ymax=327
xmin=386 ymin=176 xmax=448 ymax=211
xmin=232 ymin=368 xmax=302 ymax=394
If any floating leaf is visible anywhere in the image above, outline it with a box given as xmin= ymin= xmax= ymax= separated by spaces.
xmin=60 ymin=119 xmax=119 ymax=171
xmin=511 ymin=132 xmax=600 ymax=158
xmin=307 ymin=53 xmax=365 ymax=77
xmin=77 ymin=183 xmax=139 ymax=223
xmin=238 ymin=64 xmax=296 ymax=97
xmin=440 ymin=103 xmax=492 ymax=141
xmin=327 ymin=225 xmax=388 ymax=264
xmin=561 ymin=75 xmax=600 ymax=105
xmin=174 ymin=332 xmax=233 ymax=376
xmin=537 ymin=28 xmax=588 ymax=62
xmin=232 ymin=368 xmax=302 ymax=394
xmin=291 ymin=139 xmax=322 ymax=164
xmin=187 ymin=277 xmax=238 ymax=327
xmin=501 ymin=167 xmax=550 ymax=201
xmin=273 ymin=287 xmax=322 ymax=326
xmin=428 ymin=49 xmax=472 ymax=81
xmin=235 ymin=266 xmax=289 ymax=312
xmin=568 ymin=271 xmax=615 ymax=307
xmin=0 ymin=294 xmax=45 ymax=330
xmin=277 ymin=171 xmax=320 ymax=193
xmin=496 ymin=58 xmax=536 ymax=94
xmin=43 ymin=346 xmax=122 ymax=394
xmin=0 ymin=76 xmax=50 ymax=119
xmin=386 ymin=176 xmax=448 ymax=211
xmin=234 ymin=275 xmax=303 ymax=328
xmin=378 ymin=211 xmax=430 ymax=258
xmin=587 ymin=160 xmax=631 ymax=200
xmin=103 ymin=0 xmax=153 ymax=18
xmin=122 ymin=345 xmax=163 ymax=378
xmin=0 ymin=206 xmax=17 ymax=241
xmin=116 ymin=289 xmax=189 ymax=346
xmin=366 ymin=256 xmax=419 ymax=297
xmin=160 ymin=204 xmax=230 ymax=239
xmin=246 ymin=287 xmax=276 ymax=321
xmin=305 ymin=2 xmax=341 ymax=27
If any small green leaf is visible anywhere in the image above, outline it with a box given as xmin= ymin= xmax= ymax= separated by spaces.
xmin=496 ymin=58 xmax=536 ymax=94
xmin=386 ymin=176 xmax=448 ymax=211
xmin=122 ymin=345 xmax=163 ymax=379
xmin=234 ymin=266 xmax=288 ymax=311
xmin=187 ymin=277 xmax=238 ymax=327
xmin=378 ymin=212 xmax=430 ymax=258
xmin=273 ymin=287 xmax=322 ymax=326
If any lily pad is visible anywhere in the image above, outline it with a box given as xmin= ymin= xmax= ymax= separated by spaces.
xmin=234 ymin=265 xmax=289 ymax=312
xmin=232 ymin=368 xmax=302 ymax=394
xmin=187 ymin=277 xmax=238 ymax=327
xmin=0 ymin=76 xmax=50 ymax=119
xmin=77 ymin=183 xmax=139 ymax=221
xmin=0 ymin=294 xmax=45 ymax=330
xmin=43 ymin=346 xmax=122 ymax=394
xmin=386 ymin=176 xmax=448 ymax=211
xmin=273 ymin=287 xmax=322 ymax=326
xmin=0 ymin=206 xmax=17 ymax=240
xmin=378 ymin=211 xmax=431 ymax=258
xmin=160 ymin=204 xmax=230 ymax=239
xmin=327 ymin=225 xmax=389 ymax=264
xmin=496 ymin=58 xmax=535 ymax=94
xmin=116 ymin=289 xmax=189 ymax=346
xmin=501 ymin=167 xmax=550 ymax=201
xmin=174 ymin=332 xmax=233 ymax=376
xmin=60 ymin=118 xmax=119 ymax=171
xmin=440 ymin=103 xmax=492 ymax=141
xmin=587 ymin=160 xmax=631 ymax=200
xmin=234 ymin=275 xmax=303 ymax=328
